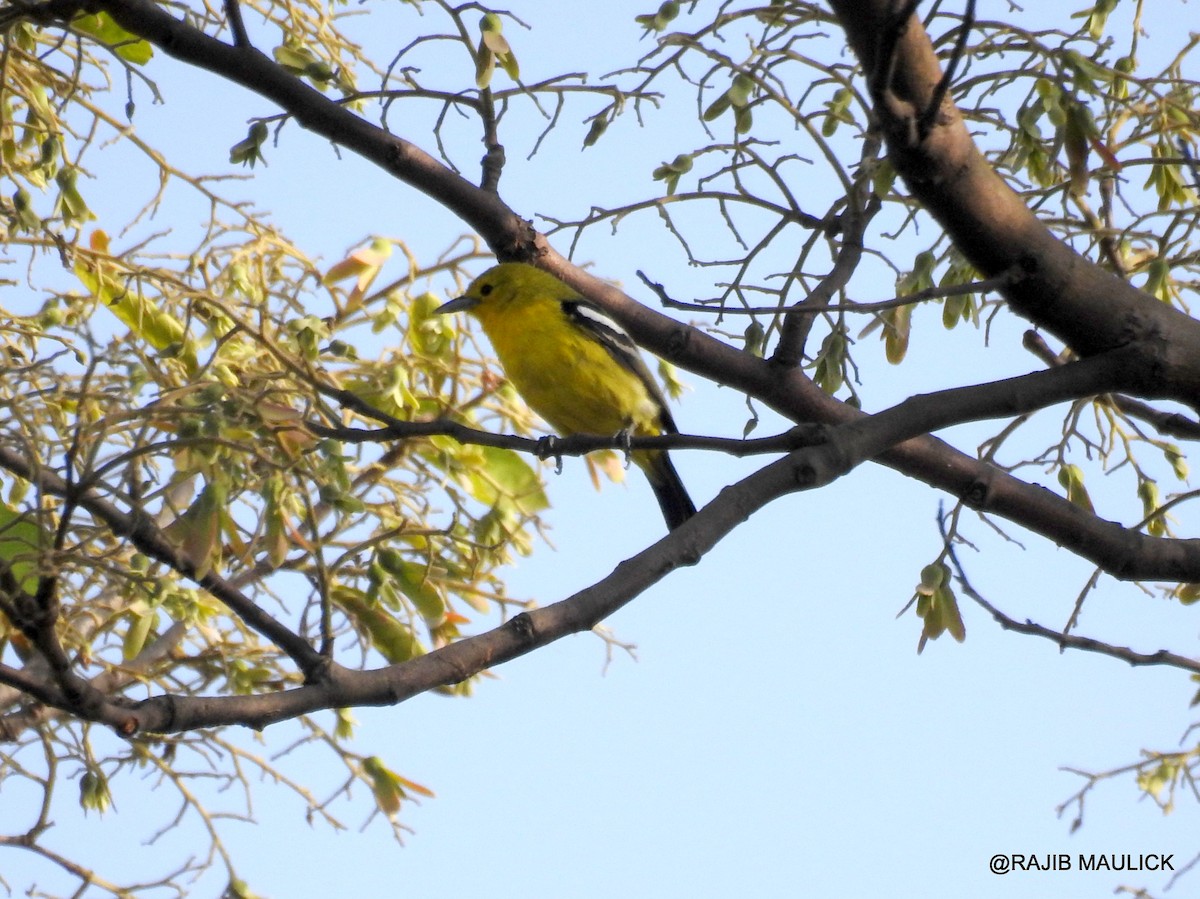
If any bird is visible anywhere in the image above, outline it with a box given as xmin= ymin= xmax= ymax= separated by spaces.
xmin=435 ymin=262 xmax=696 ymax=531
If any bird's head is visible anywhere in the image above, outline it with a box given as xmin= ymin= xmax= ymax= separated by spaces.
xmin=435 ymin=262 xmax=565 ymax=323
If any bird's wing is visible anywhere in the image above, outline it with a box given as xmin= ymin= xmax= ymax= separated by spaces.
xmin=560 ymin=299 xmax=679 ymax=433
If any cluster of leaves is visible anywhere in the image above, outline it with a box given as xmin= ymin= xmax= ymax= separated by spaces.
xmin=0 ymin=5 xmax=555 ymax=893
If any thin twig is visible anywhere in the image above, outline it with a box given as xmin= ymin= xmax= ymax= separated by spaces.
xmin=222 ymin=0 xmax=251 ymax=49
xmin=919 ymin=0 xmax=976 ymax=140
xmin=1022 ymin=330 xmax=1200 ymax=440
xmin=637 ymin=268 xmax=1014 ymax=316
xmin=939 ymin=508 xmax=1200 ymax=675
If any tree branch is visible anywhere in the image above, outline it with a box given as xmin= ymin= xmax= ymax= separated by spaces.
xmin=0 ymin=446 xmax=325 ymax=680
xmin=91 ymin=0 xmax=530 ymax=256
xmin=66 ymin=0 xmax=1200 ymax=600
xmin=828 ymin=0 xmax=1200 ymax=408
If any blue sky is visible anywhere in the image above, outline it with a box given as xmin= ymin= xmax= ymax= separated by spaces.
xmin=8 ymin=1 xmax=1200 ymax=897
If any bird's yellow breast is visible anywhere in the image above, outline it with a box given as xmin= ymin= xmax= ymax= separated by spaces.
xmin=474 ymin=296 xmax=662 ymax=438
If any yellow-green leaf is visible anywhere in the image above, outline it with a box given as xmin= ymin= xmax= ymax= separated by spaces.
xmin=1174 ymin=584 xmax=1200 ymax=606
xmin=229 ymin=122 xmax=269 ymax=168
xmin=0 ymin=503 xmax=47 ymax=593
xmin=476 ymin=14 xmax=518 ymax=86
xmin=881 ymin=304 xmax=912 ymax=364
xmin=79 ymin=767 xmax=112 ymax=814
xmin=77 ymin=231 xmax=197 ymax=371
xmin=466 ymin=445 xmax=549 ymax=514
xmin=335 ymin=588 xmax=425 ymax=664
xmin=72 ymin=12 xmax=153 ymax=64
xmin=377 ymin=550 xmax=447 ymax=625
xmin=122 ymin=600 xmax=157 ymax=661
xmin=915 ymin=579 xmax=965 ymax=653
xmin=1057 ymin=463 xmax=1095 ymax=513
xmin=1163 ymin=444 xmax=1188 ymax=481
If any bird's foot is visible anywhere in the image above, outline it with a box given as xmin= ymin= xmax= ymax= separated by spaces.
xmin=613 ymin=427 xmax=634 ymax=469
xmin=536 ymin=434 xmax=564 ymax=474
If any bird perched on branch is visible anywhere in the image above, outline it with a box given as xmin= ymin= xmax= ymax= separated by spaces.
xmin=436 ymin=262 xmax=696 ymax=531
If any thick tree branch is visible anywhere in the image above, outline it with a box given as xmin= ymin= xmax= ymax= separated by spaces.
xmin=90 ymin=0 xmax=531 ymax=257
xmin=1022 ymin=330 xmax=1200 ymax=441
xmin=73 ymin=441 xmax=826 ymax=733
xmin=15 ymin=346 xmax=1200 ymax=734
xmin=826 ymin=0 xmax=1200 ymax=407
xmin=551 ymin=260 xmax=1200 ymax=582
xmin=58 ymin=0 xmax=1200 ymax=593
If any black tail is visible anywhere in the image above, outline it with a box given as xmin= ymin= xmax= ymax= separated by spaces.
xmin=647 ymin=450 xmax=697 ymax=531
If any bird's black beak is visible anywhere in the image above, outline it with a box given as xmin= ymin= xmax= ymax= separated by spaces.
xmin=434 ymin=296 xmax=479 ymax=315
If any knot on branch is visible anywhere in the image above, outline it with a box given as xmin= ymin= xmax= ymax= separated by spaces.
xmin=507 ymin=611 xmax=536 ymax=646
xmin=792 ymin=460 xmax=818 ymax=489
xmin=301 ymin=653 xmax=335 ymax=687
xmin=962 ymin=474 xmax=992 ymax=508
xmin=665 ymin=322 xmax=692 ymax=359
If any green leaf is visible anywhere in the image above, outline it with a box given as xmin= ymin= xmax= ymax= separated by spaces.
xmin=1082 ymin=0 xmax=1119 ymax=38
xmin=812 ymin=328 xmax=846 ymax=394
xmin=914 ymin=568 xmax=965 ymax=653
xmin=1163 ymin=444 xmax=1189 ymax=481
xmin=164 ymin=479 xmax=227 ymax=579
xmin=72 ymin=12 xmax=153 ymax=64
xmin=1057 ymin=464 xmax=1095 ymax=513
xmin=122 ymin=600 xmax=158 ymax=661
xmin=651 ymin=153 xmax=693 ymax=195
xmin=1136 ymin=760 xmax=1178 ymax=804
xmin=466 ymin=446 xmax=549 ymax=514
xmin=475 ymin=43 xmax=496 ymax=89
xmin=0 ymin=503 xmax=47 ymax=594
xmin=1062 ymin=100 xmax=1096 ymax=195
xmin=274 ymin=43 xmax=320 ymax=74
xmin=823 ymin=88 xmax=855 ymax=137
xmin=583 ymin=116 xmax=608 ymax=148
xmin=734 ymin=105 xmax=753 ymax=134
xmin=76 ymin=231 xmax=198 ymax=371
xmin=1175 ymin=584 xmax=1200 ymax=606
xmin=362 ymin=755 xmax=405 ymax=815
xmin=702 ymin=92 xmax=732 ymax=122
xmin=10 ymin=187 xmax=41 ymax=233
xmin=225 ymin=879 xmax=268 ymax=899
xmin=377 ymin=549 xmax=447 ymax=625
xmin=229 ymin=122 xmax=269 ymax=168
xmin=54 ymin=168 xmax=95 ymax=226
xmin=636 ymin=1 xmax=680 ymax=32
xmin=917 ymin=563 xmax=945 ymax=594
xmin=335 ymin=587 xmax=425 ymax=664
xmin=1143 ymin=257 xmax=1176 ymax=304
xmin=871 ymin=159 xmax=896 ymax=198
xmin=362 ymin=756 xmax=434 ymax=816
xmin=498 ymin=48 xmax=520 ymax=82
xmin=1138 ymin=479 xmax=1166 ymax=536
xmin=941 ymin=292 xmax=967 ymax=329
xmin=476 ymin=14 xmax=518 ymax=86
xmin=727 ymin=73 xmax=755 ymax=107
xmin=79 ymin=767 xmax=112 ymax=814
xmin=743 ymin=320 xmax=765 ymax=358
xmin=334 ymin=707 xmax=356 ymax=740
xmin=881 ymin=303 xmax=912 ymax=364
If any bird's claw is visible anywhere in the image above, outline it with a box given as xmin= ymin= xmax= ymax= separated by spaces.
xmin=614 ymin=427 xmax=634 ymax=469
xmin=536 ymin=434 xmax=564 ymax=474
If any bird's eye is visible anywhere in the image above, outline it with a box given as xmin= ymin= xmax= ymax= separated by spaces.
xmin=479 ymin=283 xmax=494 ymax=296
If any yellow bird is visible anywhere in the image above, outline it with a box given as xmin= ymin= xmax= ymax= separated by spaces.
xmin=436 ymin=262 xmax=696 ymax=530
